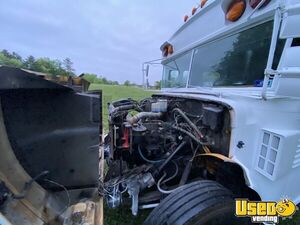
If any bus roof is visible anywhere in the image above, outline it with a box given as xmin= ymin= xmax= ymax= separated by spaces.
xmin=161 ymin=0 xmax=289 ymax=63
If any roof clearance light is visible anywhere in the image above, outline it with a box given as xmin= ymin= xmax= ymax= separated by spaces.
xmin=226 ymin=0 xmax=246 ymax=22
xmin=184 ymin=15 xmax=189 ymax=22
xmin=201 ymin=0 xmax=208 ymax=8
xmin=249 ymin=0 xmax=270 ymax=9
xmin=162 ymin=44 xmax=174 ymax=57
xmin=192 ymin=7 xmax=197 ymax=15
xmin=167 ymin=45 xmax=174 ymax=55
xmin=163 ymin=46 xmax=168 ymax=57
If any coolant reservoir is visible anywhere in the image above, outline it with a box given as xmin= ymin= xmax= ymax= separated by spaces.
xmin=151 ymin=99 xmax=168 ymax=112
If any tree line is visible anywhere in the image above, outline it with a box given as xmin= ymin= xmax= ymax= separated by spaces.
xmin=0 ymin=49 xmax=161 ymax=88
xmin=82 ymin=73 xmax=143 ymax=86
xmin=0 ymin=49 xmax=130 ymax=86
xmin=83 ymin=73 xmax=120 ymax=85
xmin=0 ymin=49 xmax=75 ymax=76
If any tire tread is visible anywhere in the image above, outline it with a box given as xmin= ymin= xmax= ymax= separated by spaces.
xmin=143 ymin=180 xmax=233 ymax=225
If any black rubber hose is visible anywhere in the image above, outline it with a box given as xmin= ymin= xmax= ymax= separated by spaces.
xmin=171 ymin=125 xmax=207 ymax=145
xmin=158 ymin=141 xmax=186 ymax=172
xmin=138 ymin=145 xmax=165 ymax=164
xmin=127 ymin=112 xmax=162 ymax=124
xmin=13 ymin=171 xmax=49 ymax=199
xmin=109 ymin=104 xmax=135 ymax=115
xmin=172 ymin=108 xmax=203 ymax=139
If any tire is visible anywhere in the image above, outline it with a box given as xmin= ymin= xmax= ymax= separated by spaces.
xmin=143 ymin=180 xmax=253 ymax=225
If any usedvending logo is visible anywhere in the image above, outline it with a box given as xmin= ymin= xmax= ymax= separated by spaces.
xmin=235 ymin=199 xmax=298 ymax=223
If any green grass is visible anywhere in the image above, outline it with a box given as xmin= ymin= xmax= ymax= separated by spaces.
xmin=104 ymin=205 xmax=150 ymax=225
xmin=89 ymin=84 xmax=155 ymax=132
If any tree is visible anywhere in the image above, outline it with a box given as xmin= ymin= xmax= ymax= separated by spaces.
xmin=124 ymin=80 xmax=131 ymax=86
xmin=23 ymin=55 xmax=36 ymax=70
xmin=54 ymin=59 xmax=67 ymax=76
xmin=1 ymin=49 xmax=12 ymax=58
xmin=0 ymin=50 xmax=22 ymax=61
xmin=83 ymin=73 xmax=98 ymax=83
xmin=0 ymin=49 xmax=121 ymax=85
xmin=154 ymin=81 xmax=161 ymax=89
xmin=0 ymin=49 xmax=76 ymax=76
xmin=32 ymin=58 xmax=50 ymax=74
xmin=0 ymin=52 xmax=23 ymax=68
xmin=12 ymin=52 xmax=22 ymax=61
xmin=63 ymin=57 xmax=75 ymax=76
xmin=102 ymin=77 xmax=108 ymax=84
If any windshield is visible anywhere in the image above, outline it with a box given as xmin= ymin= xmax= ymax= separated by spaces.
xmin=162 ymin=21 xmax=284 ymax=88
xmin=162 ymin=51 xmax=192 ymax=88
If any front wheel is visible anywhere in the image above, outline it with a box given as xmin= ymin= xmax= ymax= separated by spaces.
xmin=143 ymin=180 xmax=253 ymax=225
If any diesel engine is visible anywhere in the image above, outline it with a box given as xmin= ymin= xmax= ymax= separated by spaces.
xmin=102 ymin=95 xmax=231 ymax=215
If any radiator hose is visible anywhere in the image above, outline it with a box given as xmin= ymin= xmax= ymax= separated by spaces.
xmin=127 ymin=112 xmax=162 ymax=124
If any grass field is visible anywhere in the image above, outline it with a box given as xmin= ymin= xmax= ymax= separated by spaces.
xmin=89 ymin=83 xmax=299 ymax=225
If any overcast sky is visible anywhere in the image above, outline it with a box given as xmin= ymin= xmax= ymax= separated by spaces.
xmin=0 ymin=0 xmax=196 ymax=84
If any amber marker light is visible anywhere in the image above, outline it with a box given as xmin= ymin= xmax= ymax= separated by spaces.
xmin=167 ymin=45 xmax=174 ymax=55
xmin=226 ymin=0 xmax=246 ymax=22
xmin=184 ymin=15 xmax=189 ymax=22
xmin=192 ymin=7 xmax=197 ymax=15
xmin=201 ymin=0 xmax=208 ymax=8
xmin=163 ymin=46 xmax=168 ymax=57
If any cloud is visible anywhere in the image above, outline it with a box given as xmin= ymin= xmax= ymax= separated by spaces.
xmin=0 ymin=0 xmax=196 ymax=84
